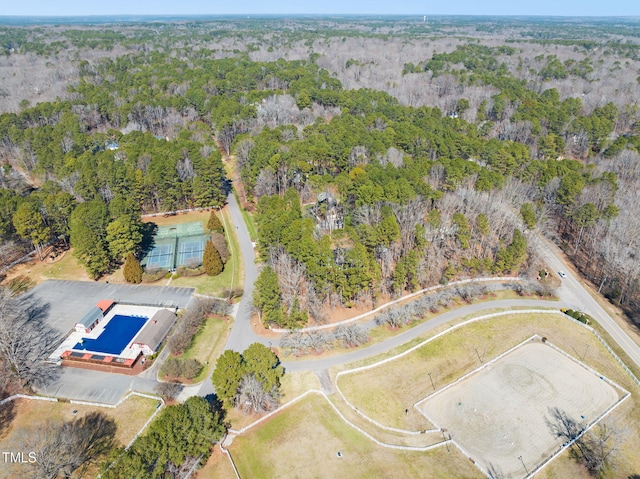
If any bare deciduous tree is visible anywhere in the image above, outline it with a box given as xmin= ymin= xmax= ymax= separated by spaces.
xmin=17 ymin=411 xmax=116 ymax=479
xmin=546 ymin=407 xmax=621 ymax=477
xmin=334 ymin=324 xmax=369 ymax=348
xmin=270 ymin=247 xmax=306 ymax=315
xmin=0 ymin=288 xmax=59 ymax=387
xmin=236 ymin=374 xmax=279 ymax=414
xmin=155 ymin=381 xmax=184 ymax=401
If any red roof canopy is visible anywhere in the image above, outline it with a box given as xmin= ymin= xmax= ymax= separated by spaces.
xmin=96 ymin=300 xmax=115 ymax=312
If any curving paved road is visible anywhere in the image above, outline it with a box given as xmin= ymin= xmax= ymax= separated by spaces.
xmin=528 ymin=231 xmax=640 ymax=368
xmin=283 ymin=298 xmax=560 ymax=372
xmin=197 ymin=192 xmax=264 ymax=397
xmin=195 ymin=193 xmax=640 ymax=398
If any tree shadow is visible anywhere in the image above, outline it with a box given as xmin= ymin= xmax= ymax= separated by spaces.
xmin=17 ymin=410 xmax=117 ymax=478
xmin=0 ymin=400 xmax=16 ymax=439
xmin=204 ymin=393 xmax=227 ymax=423
xmin=8 ymin=291 xmax=63 ymax=389
xmin=545 ymin=406 xmax=583 ymax=442
xmin=486 ymin=463 xmax=506 ymax=479
xmin=221 ymin=177 xmax=232 ymax=197
xmin=139 ymin=222 xmax=158 ymax=258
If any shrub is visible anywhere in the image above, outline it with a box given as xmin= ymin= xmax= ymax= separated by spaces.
xmin=203 ymin=240 xmax=223 ymax=276
xmin=334 ymin=324 xmax=369 ymax=348
xmin=176 ymin=265 xmax=204 ymax=277
xmin=211 ymin=232 xmax=229 ymax=263
xmin=6 ymin=275 xmax=35 ymax=294
xmin=142 ymin=268 xmax=169 ymax=282
xmin=280 ymin=331 xmax=334 ymax=356
xmin=221 ymin=287 xmax=243 ymax=300
xmin=161 ymin=357 xmax=182 ymax=378
xmin=207 ymin=211 xmax=224 ymax=233
xmin=165 ymin=302 xmax=208 ymax=355
xmin=123 ymin=253 xmax=143 ymax=283
xmin=161 ymin=357 xmax=203 ymax=380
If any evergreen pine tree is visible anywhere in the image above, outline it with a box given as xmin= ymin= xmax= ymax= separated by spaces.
xmin=203 ymin=240 xmax=223 ymax=276
xmin=123 ymin=252 xmax=143 ymax=283
xmin=207 ymin=211 xmax=224 ymax=233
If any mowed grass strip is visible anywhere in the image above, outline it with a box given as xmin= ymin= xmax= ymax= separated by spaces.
xmin=228 ymin=393 xmax=482 ymax=479
xmin=170 ymin=206 xmax=244 ymax=296
xmin=337 ymin=313 xmax=637 ymax=431
xmin=179 ymin=314 xmax=233 ymax=383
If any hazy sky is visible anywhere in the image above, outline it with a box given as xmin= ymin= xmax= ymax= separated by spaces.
xmin=3 ymin=0 xmax=639 ymax=17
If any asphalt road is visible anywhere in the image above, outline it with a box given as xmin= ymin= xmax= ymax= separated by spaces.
xmin=529 ymin=232 xmax=640 ymax=368
xmin=197 ymin=192 xmax=263 ymax=397
xmin=282 ymin=298 xmax=559 ymax=372
xmin=193 ymin=200 xmax=640 ymax=397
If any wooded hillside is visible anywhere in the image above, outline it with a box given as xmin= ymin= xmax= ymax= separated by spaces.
xmin=0 ymin=16 xmax=638 ymax=320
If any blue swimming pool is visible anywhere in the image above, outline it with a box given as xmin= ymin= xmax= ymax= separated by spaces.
xmin=73 ymin=314 xmax=148 ymax=355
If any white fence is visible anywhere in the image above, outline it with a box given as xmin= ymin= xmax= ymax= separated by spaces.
xmin=0 ymin=393 xmax=58 ymax=406
xmin=270 ymin=276 xmax=522 ymax=333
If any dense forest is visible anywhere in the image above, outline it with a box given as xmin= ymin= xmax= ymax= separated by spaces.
xmin=0 ymin=16 xmax=639 ymax=323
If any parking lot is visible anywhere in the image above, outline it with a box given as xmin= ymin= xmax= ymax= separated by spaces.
xmin=28 ymin=280 xmax=195 ymax=404
xmin=30 ymin=279 xmax=194 ymax=341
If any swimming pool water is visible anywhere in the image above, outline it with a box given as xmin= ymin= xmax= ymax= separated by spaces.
xmin=73 ymin=314 xmax=148 ymax=355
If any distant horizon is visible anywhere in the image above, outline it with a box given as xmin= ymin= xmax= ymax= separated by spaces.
xmin=3 ymin=0 xmax=639 ymax=18
xmin=2 ymin=13 xmax=640 ymax=18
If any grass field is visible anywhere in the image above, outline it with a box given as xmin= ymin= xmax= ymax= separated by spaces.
xmin=337 ymin=313 xmax=627 ymax=428
xmin=0 ymin=395 xmax=159 ymax=448
xmin=196 ymin=447 xmax=239 ymax=479
xmin=0 ymin=394 xmax=160 ymax=479
xmin=226 ymin=393 xmax=483 ymax=479
xmin=198 ymin=310 xmax=640 ymax=478
xmin=169 ymin=207 xmax=244 ymax=296
xmin=225 ymin=371 xmax=322 ymax=431
xmin=336 ymin=312 xmax=640 ymax=478
xmin=1 ymin=248 xmax=91 ymax=286
xmin=177 ymin=314 xmax=234 ymax=383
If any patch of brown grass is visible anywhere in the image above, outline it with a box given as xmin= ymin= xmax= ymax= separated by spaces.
xmin=228 ymin=393 xmax=483 ymax=479
xmin=0 ymin=394 xmax=159 ymax=450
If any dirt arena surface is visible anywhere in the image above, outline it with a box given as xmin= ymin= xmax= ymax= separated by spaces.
xmin=416 ymin=339 xmax=625 ymax=478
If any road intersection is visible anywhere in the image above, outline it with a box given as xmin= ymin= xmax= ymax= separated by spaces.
xmin=197 ymin=194 xmax=640 ymax=390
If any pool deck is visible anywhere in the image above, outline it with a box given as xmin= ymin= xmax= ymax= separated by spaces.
xmin=47 ymin=304 xmax=166 ymax=362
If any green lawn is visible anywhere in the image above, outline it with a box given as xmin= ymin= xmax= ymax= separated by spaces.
xmin=170 ymin=207 xmax=244 ymax=296
xmin=228 ymin=393 xmax=482 ymax=479
xmin=178 ymin=315 xmax=234 ymax=383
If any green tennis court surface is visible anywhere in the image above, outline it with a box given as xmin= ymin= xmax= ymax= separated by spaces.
xmin=143 ymin=222 xmax=209 ymax=270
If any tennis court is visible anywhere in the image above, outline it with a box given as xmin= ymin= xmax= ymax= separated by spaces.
xmin=155 ymin=222 xmax=205 ymax=239
xmin=176 ymin=238 xmax=206 ymax=267
xmin=145 ymin=243 xmax=174 ymax=269
xmin=143 ymin=221 xmax=210 ymax=270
